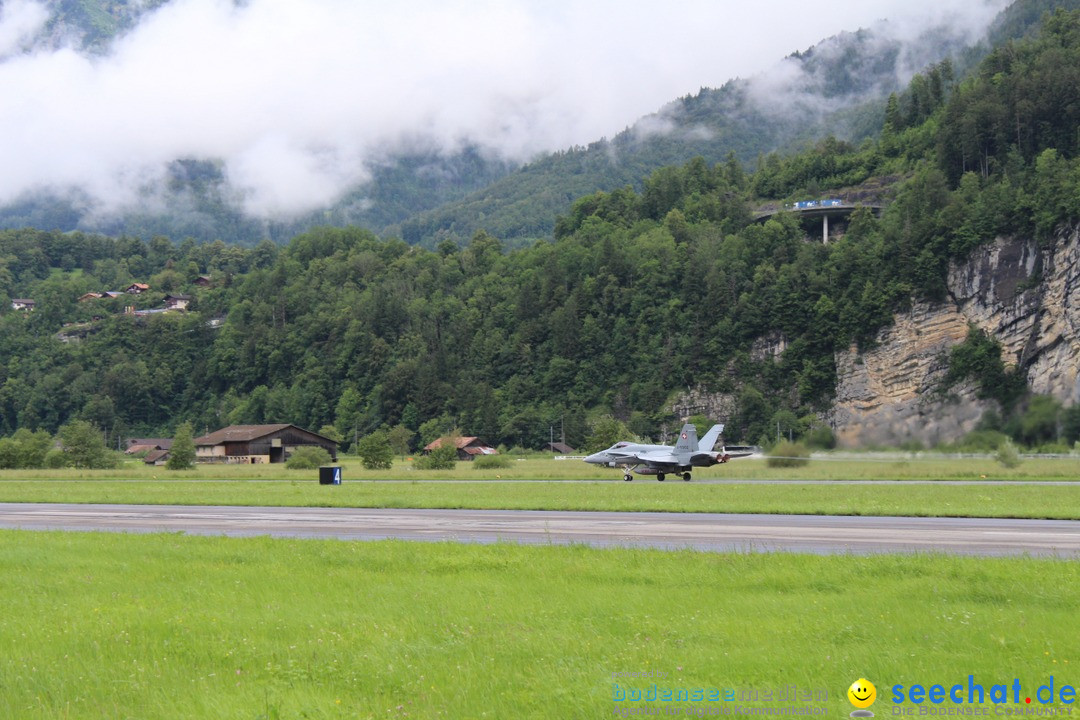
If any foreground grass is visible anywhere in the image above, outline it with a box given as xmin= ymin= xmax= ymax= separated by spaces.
xmin=2 ymin=478 xmax=1080 ymax=518
xmin=1 ymin=530 xmax=1077 ymax=719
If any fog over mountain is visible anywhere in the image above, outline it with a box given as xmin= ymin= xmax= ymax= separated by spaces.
xmin=0 ymin=0 xmax=1005 ymax=227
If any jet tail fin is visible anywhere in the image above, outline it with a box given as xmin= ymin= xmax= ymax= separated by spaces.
xmin=675 ymin=424 xmax=698 ymax=455
xmin=698 ymin=424 xmax=724 ymax=452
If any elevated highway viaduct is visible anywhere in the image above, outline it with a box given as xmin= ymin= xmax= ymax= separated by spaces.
xmin=753 ymin=200 xmax=884 ymax=244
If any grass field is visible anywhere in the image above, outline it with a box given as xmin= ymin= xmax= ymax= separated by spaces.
xmin=1 ymin=530 xmax=1078 ymax=719
xmin=1 ymin=456 xmax=1080 ymax=518
xmin=3 ymin=454 xmax=1080 ymax=482
xmin=4 ymin=477 xmax=1080 ymax=518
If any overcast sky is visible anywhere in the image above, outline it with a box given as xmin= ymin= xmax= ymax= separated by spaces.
xmin=0 ymin=0 xmax=1007 ymax=217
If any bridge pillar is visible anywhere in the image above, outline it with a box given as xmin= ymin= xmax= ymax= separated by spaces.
xmin=823 ymin=214 xmax=829 ymax=245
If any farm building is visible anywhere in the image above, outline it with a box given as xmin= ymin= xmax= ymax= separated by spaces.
xmin=123 ymin=438 xmax=173 ymax=465
xmin=11 ymin=299 xmax=35 ymax=311
xmin=194 ymin=424 xmax=338 ymax=464
xmin=125 ymin=438 xmax=173 ymax=455
xmin=143 ymin=449 xmax=170 ymax=466
xmin=163 ymin=294 xmax=192 ymax=311
xmin=422 ymin=436 xmax=498 ymax=460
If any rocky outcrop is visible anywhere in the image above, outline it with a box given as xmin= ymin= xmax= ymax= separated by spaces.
xmin=828 ymin=301 xmax=981 ymax=447
xmin=670 ymin=387 xmax=737 ymax=424
xmin=828 ymin=224 xmax=1080 ymax=446
xmin=750 ymin=331 xmax=788 ymax=363
xmin=949 ymin=225 xmax=1080 ymax=405
xmin=946 ymin=234 xmax=1042 ymax=364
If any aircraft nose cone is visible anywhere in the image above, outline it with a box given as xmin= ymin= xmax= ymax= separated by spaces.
xmin=583 ymin=452 xmax=604 ymax=464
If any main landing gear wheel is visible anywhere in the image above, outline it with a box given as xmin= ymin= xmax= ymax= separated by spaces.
xmin=657 ymin=472 xmax=666 ymax=482
xmin=682 ymin=472 xmax=692 ymax=482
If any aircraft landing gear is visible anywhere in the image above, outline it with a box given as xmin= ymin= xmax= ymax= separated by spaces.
xmin=682 ymin=472 xmax=692 ymax=482
xmin=657 ymin=472 xmax=665 ymax=482
xmin=623 ymin=473 xmax=633 ymax=482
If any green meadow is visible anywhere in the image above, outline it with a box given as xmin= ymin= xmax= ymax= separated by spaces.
xmin=4 ymin=477 xmax=1080 ymax=518
xmin=1 ymin=455 xmax=1080 ymax=518
xmin=4 ymin=454 xmax=1080 ymax=482
xmin=4 ymin=457 xmax=1079 ymax=718
xmin=1 ymin=530 xmax=1078 ymax=719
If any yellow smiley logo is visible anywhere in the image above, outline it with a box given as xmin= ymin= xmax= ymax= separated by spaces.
xmin=848 ymin=678 xmax=877 ymax=709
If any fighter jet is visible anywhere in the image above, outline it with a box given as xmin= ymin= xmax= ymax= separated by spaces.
xmin=583 ymin=423 xmax=753 ymax=482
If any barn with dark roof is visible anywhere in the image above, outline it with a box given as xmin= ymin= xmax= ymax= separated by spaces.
xmin=193 ymin=424 xmax=338 ymax=464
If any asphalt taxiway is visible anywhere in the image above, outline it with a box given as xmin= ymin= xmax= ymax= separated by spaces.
xmin=1 ymin=503 xmax=1079 ymax=556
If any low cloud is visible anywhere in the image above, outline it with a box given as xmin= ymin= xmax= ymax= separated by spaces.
xmin=0 ymin=0 xmax=48 ymax=58
xmin=745 ymin=2 xmax=1007 ymax=121
xmin=0 ymin=0 xmax=1009 ymax=220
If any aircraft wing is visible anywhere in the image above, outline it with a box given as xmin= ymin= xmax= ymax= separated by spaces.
xmin=639 ymin=450 xmax=678 ymax=463
xmin=603 ymin=450 xmax=645 ymax=464
xmin=634 ymin=450 xmax=684 ymax=468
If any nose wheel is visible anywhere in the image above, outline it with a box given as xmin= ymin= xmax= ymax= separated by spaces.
xmin=682 ymin=472 xmax=692 ymax=482
xmin=623 ymin=472 xmax=632 ymax=481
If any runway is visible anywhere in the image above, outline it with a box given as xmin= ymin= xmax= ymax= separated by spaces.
xmin=2 ymin=503 xmax=1079 ymax=556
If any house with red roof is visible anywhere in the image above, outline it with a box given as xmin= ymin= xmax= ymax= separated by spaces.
xmin=422 ymin=436 xmax=498 ymax=461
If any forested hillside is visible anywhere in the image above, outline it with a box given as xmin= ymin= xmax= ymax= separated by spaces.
xmin=36 ymin=0 xmax=168 ymax=52
xmin=1 ymin=9 xmax=1079 ymax=452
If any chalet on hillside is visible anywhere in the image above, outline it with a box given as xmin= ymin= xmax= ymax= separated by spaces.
xmin=194 ymin=424 xmax=338 ymax=464
xmin=125 ymin=283 xmax=150 ymax=295
xmin=163 ymin=294 xmax=192 ymax=311
xmin=11 ymin=299 xmax=35 ymax=311
xmin=193 ymin=275 xmax=213 ymax=287
xmin=78 ymin=292 xmax=104 ymax=302
xmin=422 ymin=436 xmax=497 ymax=460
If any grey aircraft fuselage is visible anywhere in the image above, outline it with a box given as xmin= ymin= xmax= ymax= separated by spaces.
xmin=583 ymin=422 xmax=752 ymax=482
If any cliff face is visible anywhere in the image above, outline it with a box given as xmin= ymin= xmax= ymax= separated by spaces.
xmin=668 ymin=225 xmax=1079 ymax=447
xmin=829 ymin=223 xmax=1080 ymax=447
xmin=671 ymin=388 xmax=737 ymax=425
xmin=828 ymin=301 xmax=979 ymax=447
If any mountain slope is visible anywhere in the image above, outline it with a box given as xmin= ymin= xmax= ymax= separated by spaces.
xmin=386 ymin=13 xmax=1029 ymax=248
xmin=2 ymin=7 xmax=1079 ymax=451
xmin=0 ymin=0 xmax=1038 ymax=246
